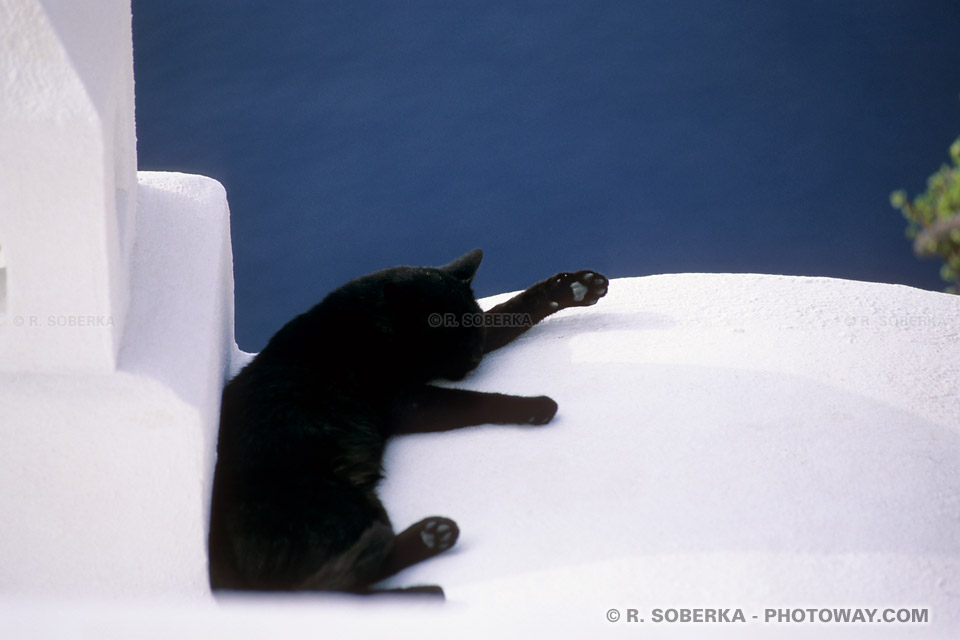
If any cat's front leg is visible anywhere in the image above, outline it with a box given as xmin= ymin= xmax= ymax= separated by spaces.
xmin=390 ymin=386 xmax=557 ymax=435
xmin=482 ymin=270 xmax=608 ymax=353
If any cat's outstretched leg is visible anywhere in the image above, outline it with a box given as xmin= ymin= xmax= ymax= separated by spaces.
xmin=482 ymin=270 xmax=608 ymax=353
xmin=391 ymin=386 xmax=557 ymax=434
xmin=349 ymin=517 xmax=459 ymax=598
xmin=296 ymin=516 xmax=458 ymax=596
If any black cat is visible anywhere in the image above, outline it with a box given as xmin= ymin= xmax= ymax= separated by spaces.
xmin=208 ymin=249 xmax=607 ymax=596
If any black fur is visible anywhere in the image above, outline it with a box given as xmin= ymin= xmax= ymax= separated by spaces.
xmin=208 ymin=249 xmax=607 ymax=596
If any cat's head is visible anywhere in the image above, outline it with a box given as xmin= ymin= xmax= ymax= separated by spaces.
xmin=375 ymin=249 xmax=486 ymax=381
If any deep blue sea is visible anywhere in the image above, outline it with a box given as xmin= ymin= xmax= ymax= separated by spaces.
xmin=132 ymin=0 xmax=960 ymax=351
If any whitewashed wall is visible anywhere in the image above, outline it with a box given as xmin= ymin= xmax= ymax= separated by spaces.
xmin=0 ymin=0 xmax=136 ymax=372
xmin=0 ymin=0 xmax=236 ymax=599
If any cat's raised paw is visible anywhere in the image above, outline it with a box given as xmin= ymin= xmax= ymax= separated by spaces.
xmin=549 ymin=271 xmax=608 ymax=309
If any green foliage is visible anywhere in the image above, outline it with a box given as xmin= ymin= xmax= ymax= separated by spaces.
xmin=891 ymin=136 xmax=960 ymax=294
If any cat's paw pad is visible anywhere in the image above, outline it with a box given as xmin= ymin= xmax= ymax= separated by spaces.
xmin=525 ymin=395 xmax=558 ymax=425
xmin=418 ymin=518 xmax=459 ymax=551
xmin=549 ymin=271 xmax=609 ymax=309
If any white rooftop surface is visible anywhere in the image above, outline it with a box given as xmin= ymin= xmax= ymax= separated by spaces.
xmin=5 ymin=183 xmax=960 ymax=637
xmin=379 ymin=272 xmax=960 ymax=634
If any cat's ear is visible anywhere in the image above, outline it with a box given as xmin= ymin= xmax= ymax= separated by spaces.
xmin=440 ymin=249 xmax=483 ymax=284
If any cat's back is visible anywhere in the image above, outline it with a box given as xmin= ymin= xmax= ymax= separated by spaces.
xmin=216 ymin=259 xmax=484 ymax=476
xmin=215 ymin=292 xmax=396 ymax=484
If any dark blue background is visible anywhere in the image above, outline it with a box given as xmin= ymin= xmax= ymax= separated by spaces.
xmin=132 ymin=1 xmax=960 ymax=351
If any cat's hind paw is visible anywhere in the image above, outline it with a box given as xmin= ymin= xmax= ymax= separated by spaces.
xmin=377 ymin=517 xmax=460 ymax=582
xmin=549 ymin=271 xmax=608 ymax=309
xmin=418 ymin=518 xmax=459 ymax=552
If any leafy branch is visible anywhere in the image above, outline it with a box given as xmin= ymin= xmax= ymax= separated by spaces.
xmin=890 ymin=137 xmax=960 ymax=294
